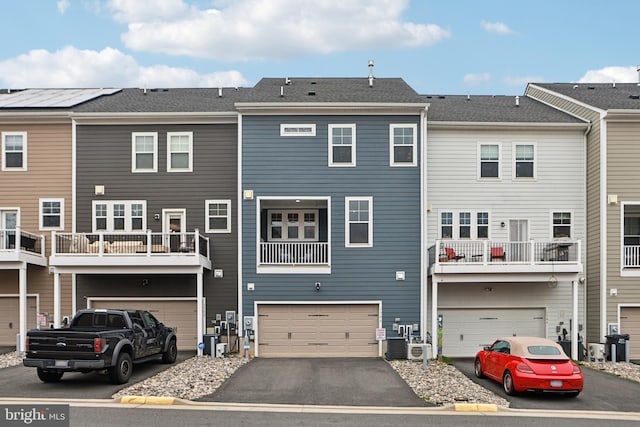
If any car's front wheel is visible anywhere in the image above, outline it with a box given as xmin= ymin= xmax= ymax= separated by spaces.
xmin=162 ymin=338 xmax=178 ymax=364
xmin=36 ymin=368 xmax=63 ymax=383
xmin=502 ymin=370 xmax=517 ymax=395
xmin=474 ymin=358 xmax=485 ymax=378
xmin=109 ymin=352 xmax=132 ymax=384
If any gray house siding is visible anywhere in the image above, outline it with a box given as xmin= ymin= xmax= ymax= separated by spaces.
xmin=75 ymin=123 xmax=238 ymax=323
xmin=241 ymin=115 xmax=422 ymax=331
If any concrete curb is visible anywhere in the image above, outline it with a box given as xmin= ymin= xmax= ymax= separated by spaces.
xmin=453 ymin=403 xmax=499 ymax=412
xmin=119 ymin=396 xmax=176 ymax=405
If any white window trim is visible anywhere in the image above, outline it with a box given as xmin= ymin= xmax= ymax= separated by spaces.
xmin=345 ymin=196 xmax=373 ymax=248
xmin=267 ymin=209 xmax=319 ymax=241
xmin=477 ymin=142 xmax=502 ymax=180
xmin=550 ymin=210 xmax=573 ymax=240
xmin=389 ymin=124 xmax=417 ymax=167
xmin=39 ymin=198 xmax=64 ymax=231
xmin=167 ymin=131 xmax=193 ymax=173
xmin=329 ymin=124 xmax=356 ymax=167
xmin=205 ymin=199 xmax=231 ymax=233
xmin=280 ymin=124 xmax=316 ymax=137
xmin=438 ymin=209 xmax=492 ymax=240
xmin=2 ymin=131 xmax=27 ymax=171
xmin=92 ymin=200 xmax=147 ymax=232
xmin=131 ymin=132 xmax=158 ymax=173
xmin=512 ymin=142 xmax=537 ymax=180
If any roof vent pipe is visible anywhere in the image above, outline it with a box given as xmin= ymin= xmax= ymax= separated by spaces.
xmin=280 ymin=86 xmax=284 ymax=97
xmin=285 ymin=77 xmax=291 ymax=85
xmin=368 ymin=59 xmax=374 ymax=87
xmin=218 ymin=88 xmax=223 ymax=97
xmin=515 ymin=95 xmax=520 ymax=107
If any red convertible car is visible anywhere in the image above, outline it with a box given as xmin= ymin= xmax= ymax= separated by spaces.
xmin=474 ymin=336 xmax=583 ymax=397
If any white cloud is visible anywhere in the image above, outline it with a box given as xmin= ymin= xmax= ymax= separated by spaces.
xmin=110 ymin=0 xmax=450 ymax=61
xmin=464 ymin=73 xmax=491 ymax=86
xmin=504 ymin=75 xmax=544 ymax=86
xmin=57 ymin=0 xmax=70 ymax=15
xmin=480 ymin=20 xmax=514 ymax=35
xmin=578 ymin=66 xmax=638 ymax=83
xmin=0 ymin=46 xmax=248 ymax=88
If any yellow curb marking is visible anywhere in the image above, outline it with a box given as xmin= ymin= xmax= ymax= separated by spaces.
xmin=120 ymin=396 xmax=175 ymax=405
xmin=454 ymin=403 xmax=498 ymax=412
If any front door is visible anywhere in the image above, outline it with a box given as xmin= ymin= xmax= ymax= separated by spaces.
xmin=0 ymin=210 xmax=18 ymax=249
xmin=509 ymin=219 xmax=529 ymax=262
xmin=163 ymin=209 xmax=186 ymax=252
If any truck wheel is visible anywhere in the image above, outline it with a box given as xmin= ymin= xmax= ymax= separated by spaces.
xmin=37 ymin=368 xmax=63 ymax=383
xmin=109 ymin=352 xmax=132 ymax=384
xmin=162 ymin=339 xmax=177 ymax=364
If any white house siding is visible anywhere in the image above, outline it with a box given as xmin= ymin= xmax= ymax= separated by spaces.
xmin=426 ymin=125 xmax=586 ymax=353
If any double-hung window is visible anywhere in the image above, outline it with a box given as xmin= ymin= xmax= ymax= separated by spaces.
xmin=268 ymin=210 xmax=318 ymax=241
xmin=552 ymin=212 xmax=571 ymax=238
xmin=205 ymin=200 xmax=231 ymax=233
xmin=478 ymin=143 xmax=500 ymax=178
xmin=440 ymin=210 xmax=490 ymax=239
xmin=132 ymin=132 xmax=157 ymax=173
xmin=40 ymin=199 xmax=63 ymax=230
xmin=345 ymin=197 xmax=373 ymax=247
xmin=514 ymin=143 xmax=535 ymax=178
xmin=92 ymin=201 xmax=146 ymax=232
xmin=167 ymin=132 xmax=193 ymax=172
xmin=329 ymin=124 xmax=356 ymax=166
xmin=2 ymin=132 xmax=27 ymax=171
xmin=390 ymin=124 xmax=417 ymax=166
xmin=459 ymin=212 xmax=471 ymax=238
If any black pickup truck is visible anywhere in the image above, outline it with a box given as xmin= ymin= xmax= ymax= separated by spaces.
xmin=23 ymin=309 xmax=177 ymax=384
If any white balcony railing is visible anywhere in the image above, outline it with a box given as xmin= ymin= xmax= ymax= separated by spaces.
xmin=430 ymin=239 xmax=581 ymax=267
xmin=0 ymin=227 xmax=45 ymax=257
xmin=260 ymin=241 xmax=329 ymax=265
xmin=624 ymin=245 xmax=640 ymax=268
xmin=52 ymin=230 xmax=209 ymax=259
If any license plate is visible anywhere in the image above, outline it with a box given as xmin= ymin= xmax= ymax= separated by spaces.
xmin=54 ymin=360 xmax=69 ymax=368
xmin=550 ymin=380 xmax=563 ymax=387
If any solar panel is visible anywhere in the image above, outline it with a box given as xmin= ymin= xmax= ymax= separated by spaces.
xmin=0 ymin=88 xmax=120 ymax=108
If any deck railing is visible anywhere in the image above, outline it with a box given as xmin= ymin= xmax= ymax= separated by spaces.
xmin=0 ymin=227 xmax=45 ymax=256
xmin=624 ymin=245 xmax=640 ymax=268
xmin=260 ymin=241 xmax=329 ymax=265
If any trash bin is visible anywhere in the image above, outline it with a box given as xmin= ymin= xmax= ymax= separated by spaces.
xmin=605 ymin=334 xmax=630 ymax=362
xmin=203 ymin=334 xmax=219 ymax=356
xmin=385 ymin=337 xmax=407 ymax=360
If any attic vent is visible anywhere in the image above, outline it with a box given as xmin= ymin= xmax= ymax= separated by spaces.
xmin=588 ymin=86 xmax=595 ymax=90
xmin=438 ymin=96 xmax=445 ymax=99
xmin=629 ymin=95 xmax=640 ymax=100
xmin=308 ymin=91 xmax=316 ymax=96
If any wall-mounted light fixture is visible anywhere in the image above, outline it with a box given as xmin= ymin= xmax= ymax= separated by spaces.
xmin=500 ymin=221 xmax=506 ymax=228
xmin=315 ymin=282 xmax=321 ymax=291
xmin=608 ymin=194 xmax=618 ymax=205
xmin=243 ymin=190 xmax=254 ymax=200
xmin=395 ymin=271 xmax=405 ymax=281
xmin=214 ymin=269 xmax=224 ymax=278
xmin=141 ymin=279 xmax=149 ymax=287
xmin=94 ymin=185 xmax=105 ymax=196
xmin=547 ymin=275 xmax=558 ymax=288
xmin=154 ymin=213 xmax=160 ymax=221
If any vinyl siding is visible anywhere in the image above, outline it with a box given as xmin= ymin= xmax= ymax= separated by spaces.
xmin=241 ymin=115 xmax=422 ymax=331
xmin=0 ymin=123 xmax=73 ymax=319
xmin=75 ymin=123 xmax=238 ymax=322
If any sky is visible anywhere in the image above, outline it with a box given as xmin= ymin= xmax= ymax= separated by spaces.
xmin=1 ymin=0 xmax=638 ymax=95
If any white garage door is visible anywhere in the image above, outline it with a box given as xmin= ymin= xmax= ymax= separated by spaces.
xmin=257 ymin=304 xmax=379 ymax=357
xmin=0 ymin=296 xmax=37 ymax=345
xmin=439 ymin=308 xmax=546 ymax=357
xmin=620 ymin=307 xmax=640 ymax=359
xmin=91 ymin=299 xmax=197 ymax=350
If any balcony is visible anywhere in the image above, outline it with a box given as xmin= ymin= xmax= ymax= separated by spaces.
xmin=429 ymin=239 xmax=582 ymax=276
xmin=624 ymin=245 xmax=640 ymax=268
xmin=0 ymin=228 xmax=47 ymax=266
xmin=50 ymin=230 xmax=211 ymax=271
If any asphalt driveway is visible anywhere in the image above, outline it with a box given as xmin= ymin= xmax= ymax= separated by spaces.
xmin=453 ymin=358 xmax=640 ymax=412
xmin=198 ymin=358 xmax=433 ymax=407
xmin=0 ymin=351 xmax=194 ymax=400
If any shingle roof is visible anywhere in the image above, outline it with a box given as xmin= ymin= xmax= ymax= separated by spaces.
xmin=423 ymin=94 xmax=585 ymax=124
xmin=73 ymin=87 xmax=252 ymax=113
xmin=243 ymin=78 xmax=426 ymax=104
xmin=532 ymin=83 xmax=640 ymax=110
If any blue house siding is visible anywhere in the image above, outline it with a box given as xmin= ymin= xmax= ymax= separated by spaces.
xmin=241 ymin=114 xmax=422 ymax=332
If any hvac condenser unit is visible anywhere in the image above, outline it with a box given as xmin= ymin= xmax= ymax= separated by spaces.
xmin=407 ymin=343 xmax=432 ymax=361
xmin=216 ymin=342 xmax=228 ymax=358
xmin=588 ymin=343 xmax=605 ymax=362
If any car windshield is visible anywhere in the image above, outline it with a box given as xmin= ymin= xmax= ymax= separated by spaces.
xmin=527 ymin=345 xmax=562 ymax=355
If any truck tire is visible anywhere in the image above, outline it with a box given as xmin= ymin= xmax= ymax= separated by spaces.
xmin=162 ymin=338 xmax=178 ymax=364
xmin=37 ymin=368 xmax=64 ymax=383
xmin=109 ymin=352 xmax=132 ymax=384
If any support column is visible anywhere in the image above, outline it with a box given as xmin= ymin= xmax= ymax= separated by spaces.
xmin=19 ymin=265 xmax=27 ymax=353
xmin=431 ymin=277 xmax=439 ymax=356
xmin=572 ymin=279 xmax=578 ymax=360
xmin=53 ymin=271 xmax=61 ymax=328
xmin=197 ymin=268 xmax=204 ymax=356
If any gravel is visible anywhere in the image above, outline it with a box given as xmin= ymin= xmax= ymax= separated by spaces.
xmin=3 ymin=350 xmax=640 ymax=407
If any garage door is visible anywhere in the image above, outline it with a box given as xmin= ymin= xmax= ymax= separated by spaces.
xmin=91 ymin=299 xmax=197 ymax=350
xmin=439 ymin=308 xmax=546 ymax=357
xmin=257 ymin=304 xmax=379 ymax=357
xmin=0 ymin=296 xmax=37 ymax=345
xmin=620 ymin=307 xmax=640 ymax=359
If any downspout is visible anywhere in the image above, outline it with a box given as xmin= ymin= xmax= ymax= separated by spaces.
xmin=237 ymin=113 xmax=243 ymax=343
xmin=420 ymin=105 xmax=428 ymax=341
xmin=71 ymin=118 xmax=77 ymax=314
xmin=600 ymin=113 xmax=608 ymax=342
